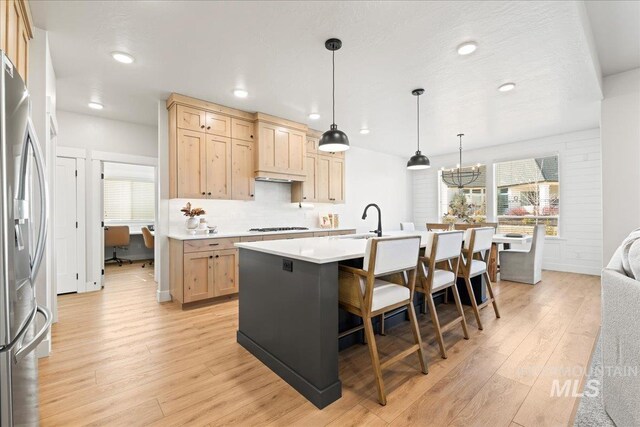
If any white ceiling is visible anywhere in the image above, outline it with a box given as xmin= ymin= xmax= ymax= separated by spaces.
xmin=33 ymin=1 xmax=606 ymax=158
xmin=585 ymin=0 xmax=640 ymax=77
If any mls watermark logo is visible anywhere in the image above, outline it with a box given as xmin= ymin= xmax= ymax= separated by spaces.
xmin=551 ymin=379 xmax=600 ymax=397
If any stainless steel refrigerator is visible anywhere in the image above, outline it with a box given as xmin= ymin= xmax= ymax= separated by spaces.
xmin=0 ymin=51 xmax=51 ymax=426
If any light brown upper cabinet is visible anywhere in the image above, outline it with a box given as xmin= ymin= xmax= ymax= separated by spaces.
xmin=316 ymin=155 xmax=331 ymax=202
xmin=231 ymin=118 xmax=255 ymax=142
xmin=176 ymin=129 xmax=206 ymax=199
xmin=168 ymin=94 xmax=257 ymax=200
xmin=231 ymin=139 xmax=255 ymax=200
xmin=177 ymin=105 xmax=206 ymax=132
xmin=205 ymin=112 xmax=231 ymax=137
xmin=329 ymin=157 xmax=345 ymax=203
xmin=2 ymin=0 xmax=33 ymax=85
xmin=291 ymin=153 xmax=317 ymax=202
xmin=205 ymin=135 xmax=232 ymax=199
xmin=254 ymin=113 xmax=307 ymax=181
xmin=306 ymin=136 xmax=318 ymax=153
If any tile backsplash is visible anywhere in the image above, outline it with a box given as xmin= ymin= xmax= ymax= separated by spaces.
xmin=168 ymin=181 xmax=347 ymax=233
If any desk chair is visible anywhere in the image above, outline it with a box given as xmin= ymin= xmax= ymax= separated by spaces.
xmin=417 ymin=230 xmax=468 ymax=358
xmin=104 ymin=226 xmax=132 ymax=266
xmin=458 ymin=227 xmax=501 ymax=330
xmin=338 ymin=236 xmax=427 ymax=405
xmin=141 ymin=226 xmax=155 ymax=268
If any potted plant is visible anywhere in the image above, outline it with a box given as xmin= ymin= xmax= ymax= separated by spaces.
xmin=181 ymin=202 xmax=206 ymax=231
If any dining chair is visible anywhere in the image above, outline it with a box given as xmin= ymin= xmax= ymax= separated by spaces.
xmin=426 ymin=223 xmax=450 ymax=231
xmin=400 ymin=222 xmax=416 ymax=231
xmin=141 ymin=226 xmax=155 ymax=268
xmin=104 ymin=226 xmax=132 ymax=266
xmin=458 ymin=227 xmax=501 ymax=330
xmin=417 ymin=230 xmax=468 ymax=358
xmin=499 ymin=224 xmax=545 ymax=284
xmin=338 ymin=236 xmax=427 ymax=405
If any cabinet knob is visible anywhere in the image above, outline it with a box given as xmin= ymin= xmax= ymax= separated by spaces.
xmin=206 ymin=126 xmax=211 ymax=130
xmin=250 ymin=135 xmax=254 ymax=139
xmin=200 ymin=125 xmax=205 ymax=129
xmin=303 ymin=197 xmax=307 ymax=200
xmin=209 ymin=255 xmax=213 ymax=259
xmin=207 ymin=192 xmax=212 ymax=196
xmin=250 ymin=194 xmax=254 ymax=197
xmin=201 ymin=192 xmax=206 ymax=195
xmin=215 ymin=255 xmax=220 ymax=258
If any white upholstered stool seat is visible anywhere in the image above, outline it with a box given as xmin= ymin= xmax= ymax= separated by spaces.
xmin=469 ymin=260 xmax=487 ymax=276
xmin=367 ymin=279 xmax=411 ymax=312
xmin=422 ymin=269 xmax=456 ymax=293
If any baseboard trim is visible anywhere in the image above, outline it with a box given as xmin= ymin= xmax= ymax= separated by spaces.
xmin=157 ymin=289 xmax=171 ymax=303
xmin=543 ymin=263 xmax=602 ymax=276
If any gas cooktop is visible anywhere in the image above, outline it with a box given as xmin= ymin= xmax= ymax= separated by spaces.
xmin=248 ymin=227 xmax=309 ymax=232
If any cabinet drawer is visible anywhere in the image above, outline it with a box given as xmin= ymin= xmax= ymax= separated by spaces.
xmin=231 ymin=118 xmax=255 ymax=142
xmin=184 ymin=237 xmax=239 ymax=253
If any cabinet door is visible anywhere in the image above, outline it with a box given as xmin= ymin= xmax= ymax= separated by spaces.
xmin=205 ymin=135 xmax=232 ymax=199
xmin=231 ymin=139 xmax=255 ymax=200
xmin=316 ymin=155 xmax=331 ymax=202
xmin=5 ymin=0 xmax=19 ymax=72
xmin=177 ymin=129 xmax=206 ymax=198
xmin=205 ymin=112 xmax=231 ymax=137
xmin=16 ymin=8 xmax=28 ymax=83
xmin=329 ymin=157 xmax=345 ymax=203
xmin=302 ymin=153 xmax=317 ymax=202
xmin=212 ymin=249 xmax=239 ymax=296
xmin=287 ymin=129 xmax=305 ymax=175
xmin=177 ymin=105 xmax=206 ymax=132
xmin=184 ymin=252 xmax=214 ymax=302
xmin=306 ymin=136 xmax=318 ymax=153
xmin=231 ymin=118 xmax=254 ymax=142
xmin=257 ymin=122 xmax=305 ymax=175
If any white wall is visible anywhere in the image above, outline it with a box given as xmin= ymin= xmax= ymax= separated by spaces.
xmin=56 ymin=111 xmax=157 ymax=289
xmin=413 ymin=128 xmax=602 ymax=276
xmin=156 ymin=100 xmax=412 ymax=300
xmin=29 ymin=27 xmax=57 ymax=356
xmin=601 ymin=68 xmax=640 ymax=264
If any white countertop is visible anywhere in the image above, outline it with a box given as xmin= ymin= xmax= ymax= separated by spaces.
xmin=167 ymin=227 xmax=356 ymax=241
xmin=235 ymin=231 xmax=534 ymax=264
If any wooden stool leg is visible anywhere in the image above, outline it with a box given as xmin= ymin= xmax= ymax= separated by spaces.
xmin=422 ymin=292 xmax=427 ymax=315
xmin=363 ymin=317 xmax=387 ymax=406
xmin=464 ymin=276 xmax=483 ymax=330
xmin=426 ymin=294 xmax=447 ymax=359
xmin=380 ymin=313 xmax=385 ymax=335
xmin=451 ymin=283 xmax=470 ymax=340
xmin=407 ymin=302 xmax=428 ymax=374
xmin=483 ymin=271 xmax=501 ymax=318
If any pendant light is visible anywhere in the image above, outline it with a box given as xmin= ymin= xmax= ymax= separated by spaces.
xmin=407 ymin=88 xmax=430 ymax=170
xmin=319 ymin=38 xmax=350 ymax=152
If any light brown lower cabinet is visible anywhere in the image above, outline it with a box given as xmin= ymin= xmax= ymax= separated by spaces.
xmin=170 ymin=238 xmax=239 ymax=307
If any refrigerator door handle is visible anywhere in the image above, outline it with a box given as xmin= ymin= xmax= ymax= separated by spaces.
xmin=0 ymin=302 xmax=37 ymax=355
xmin=16 ymin=117 xmax=48 ymax=283
xmin=13 ymin=305 xmax=51 ymax=364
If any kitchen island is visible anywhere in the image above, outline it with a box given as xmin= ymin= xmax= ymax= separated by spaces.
xmin=235 ymin=231 xmax=489 ymax=409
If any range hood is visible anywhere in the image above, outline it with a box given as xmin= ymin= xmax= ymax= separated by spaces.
xmin=255 ymin=176 xmax=294 ymax=183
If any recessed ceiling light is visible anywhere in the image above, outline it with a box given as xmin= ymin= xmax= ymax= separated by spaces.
xmin=498 ymin=82 xmax=516 ymax=92
xmin=111 ymin=51 xmax=134 ymax=64
xmin=88 ymin=102 xmax=104 ymax=110
xmin=233 ymin=89 xmax=248 ymax=98
xmin=457 ymin=41 xmax=477 ymax=56
xmin=360 ymin=128 xmax=370 ymax=135
xmin=308 ymin=113 xmax=321 ymax=120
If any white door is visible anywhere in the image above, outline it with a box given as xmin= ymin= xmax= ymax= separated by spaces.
xmin=55 ymin=157 xmax=78 ymax=294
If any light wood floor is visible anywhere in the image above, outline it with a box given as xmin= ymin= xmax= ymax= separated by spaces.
xmin=39 ymin=262 xmax=601 ymax=426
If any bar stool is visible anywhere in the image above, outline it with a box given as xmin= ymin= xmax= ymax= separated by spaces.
xmin=338 ymin=236 xmax=427 ymax=406
xmin=417 ymin=230 xmax=469 ymax=358
xmin=458 ymin=227 xmax=501 ymax=330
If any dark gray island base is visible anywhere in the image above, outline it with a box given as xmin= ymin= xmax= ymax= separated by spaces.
xmin=236 ymin=248 xmax=342 ymax=409
xmin=236 ymin=239 xmax=487 ymax=409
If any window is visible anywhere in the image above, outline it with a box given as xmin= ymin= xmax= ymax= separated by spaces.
xmin=495 ymin=155 xmax=559 ymax=236
xmin=439 ymin=165 xmax=487 ymax=223
xmin=104 ymin=179 xmax=155 ymax=222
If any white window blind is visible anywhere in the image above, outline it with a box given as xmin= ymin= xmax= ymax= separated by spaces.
xmin=104 ymin=179 xmax=155 ymax=222
xmin=495 ymin=155 xmax=559 ymax=236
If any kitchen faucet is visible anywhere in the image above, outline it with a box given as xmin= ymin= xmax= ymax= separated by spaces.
xmin=362 ymin=203 xmax=382 ymax=237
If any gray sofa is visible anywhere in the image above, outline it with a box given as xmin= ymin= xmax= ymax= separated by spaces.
xmin=602 ymin=228 xmax=640 ymax=427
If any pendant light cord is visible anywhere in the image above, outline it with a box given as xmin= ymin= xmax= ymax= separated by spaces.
xmin=332 ymin=50 xmax=336 ymax=125
xmin=416 ymin=94 xmax=420 ymax=152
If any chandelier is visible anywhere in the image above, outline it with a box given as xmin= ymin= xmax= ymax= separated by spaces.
xmin=441 ymin=134 xmax=481 ymax=189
